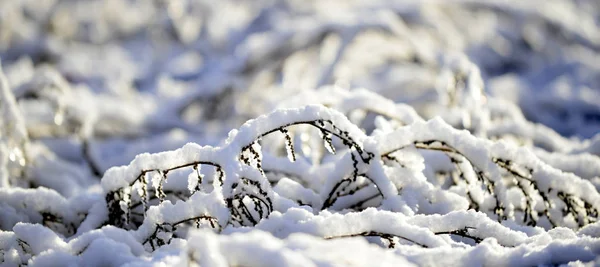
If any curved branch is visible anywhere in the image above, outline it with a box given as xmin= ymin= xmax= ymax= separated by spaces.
xmin=325 ymin=231 xmax=428 ymax=248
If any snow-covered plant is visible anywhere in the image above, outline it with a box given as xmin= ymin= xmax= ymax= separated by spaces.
xmin=1 ymin=0 xmax=600 ymax=266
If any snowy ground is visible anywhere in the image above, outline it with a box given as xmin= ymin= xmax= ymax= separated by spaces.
xmin=1 ymin=0 xmax=600 ymax=266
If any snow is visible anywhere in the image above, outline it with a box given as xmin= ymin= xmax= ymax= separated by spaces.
xmin=2 ymin=0 xmax=600 ymax=266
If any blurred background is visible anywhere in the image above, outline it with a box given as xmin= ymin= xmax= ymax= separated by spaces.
xmin=1 ymin=0 xmax=599 ymax=176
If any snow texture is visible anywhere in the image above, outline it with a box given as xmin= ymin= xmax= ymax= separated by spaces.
xmin=1 ymin=0 xmax=600 ymax=266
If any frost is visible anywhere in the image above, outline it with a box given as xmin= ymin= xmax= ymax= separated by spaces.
xmin=282 ymin=129 xmax=296 ymax=162
xmin=321 ymin=130 xmax=336 ymax=155
xmin=187 ymin=165 xmax=201 ymax=194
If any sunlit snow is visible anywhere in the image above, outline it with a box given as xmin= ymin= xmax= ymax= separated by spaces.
xmin=1 ymin=0 xmax=600 ymax=266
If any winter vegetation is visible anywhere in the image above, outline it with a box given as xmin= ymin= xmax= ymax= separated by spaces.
xmin=1 ymin=0 xmax=600 ymax=266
